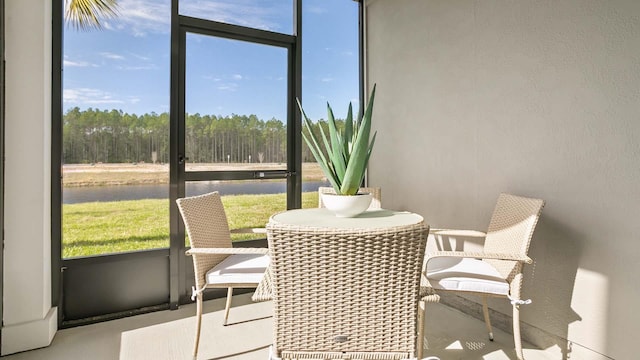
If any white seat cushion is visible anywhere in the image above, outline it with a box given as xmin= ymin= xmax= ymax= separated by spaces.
xmin=426 ymin=257 xmax=509 ymax=296
xmin=206 ymin=254 xmax=270 ymax=285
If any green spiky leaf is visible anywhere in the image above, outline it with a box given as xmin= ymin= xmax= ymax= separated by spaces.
xmin=298 ymin=84 xmax=377 ymax=195
xmin=326 ymin=104 xmax=347 ymax=182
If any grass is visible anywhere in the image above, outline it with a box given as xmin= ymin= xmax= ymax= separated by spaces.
xmin=63 ymin=192 xmax=319 ymax=258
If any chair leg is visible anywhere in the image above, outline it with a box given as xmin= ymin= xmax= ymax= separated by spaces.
xmin=417 ymin=299 xmax=425 ymax=360
xmin=223 ymin=287 xmax=233 ymax=326
xmin=193 ymin=292 xmax=203 ymax=358
xmin=481 ymin=296 xmax=494 ymax=341
xmin=513 ymin=303 xmax=524 ymax=360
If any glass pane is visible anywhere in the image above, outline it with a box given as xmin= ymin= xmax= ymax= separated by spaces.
xmin=179 ymin=0 xmax=293 ymax=35
xmin=301 ymin=0 xmax=359 ymax=208
xmin=62 ymin=1 xmax=170 ymax=258
xmin=185 ymin=180 xmax=289 ymax=242
xmin=185 ymin=33 xmax=288 ymax=171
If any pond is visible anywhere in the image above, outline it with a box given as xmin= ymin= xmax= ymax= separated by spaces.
xmin=63 ymin=180 xmax=331 ymax=204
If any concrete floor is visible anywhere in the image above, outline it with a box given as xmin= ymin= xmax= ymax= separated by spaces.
xmin=2 ymin=294 xmax=562 ymax=360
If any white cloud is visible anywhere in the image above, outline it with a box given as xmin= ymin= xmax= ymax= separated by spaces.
xmin=108 ymin=0 xmax=171 ymax=36
xmin=217 ymin=83 xmax=238 ymax=92
xmin=101 ymin=52 xmax=125 ymax=60
xmin=264 ymin=75 xmax=285 ymax=81
xmin=321 ymin=77 xmax=334 ymax=83
xmin=63 ymin=59 xmax=96 ymax=67
xmin=64 ymin=88 xmax=129 ymax=106
xmin=180 ymin=0 xmax=285 ymax=32
xmin=129 ymin=52 xmax=151 ymax=61
xmin=107 ymin=0 xmax=287 ymax=36
xmin=117 ymin=64 xmax=158 ymax=71
xmin=102 ymin=21 xmax=116 ymax=31
xmin=306 ymin=5 xmax=327 ymax=15
xmin=203 ymin=75 xmax=222 ymax=82
xmin=97 ymin=51 xmax=157 ymax=71
xmin=204 ymin=74 xmax=245 ymax=83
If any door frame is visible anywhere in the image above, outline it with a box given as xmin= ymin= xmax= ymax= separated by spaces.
xmin=0 ymin=0 xmax=5 ymax=341
xmin=51 ymin=0 xmax=63 ymax=324
xmin=169 ymin=0 xmax=303 ymax=307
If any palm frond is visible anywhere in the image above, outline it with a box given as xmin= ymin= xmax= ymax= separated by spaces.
xmin=65 ymin=0 xmax=119 ymax=31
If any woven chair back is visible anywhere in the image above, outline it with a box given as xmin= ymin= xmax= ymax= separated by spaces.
xmin=317 ymin=186 xmax=382 ymax=209
xmin=176 ymin=191 xmax=232 ymax=289
xmin=483 ymin=193 xmax=545 ymax=280
xmin=268 ymin=220 xmax=428 ymax=359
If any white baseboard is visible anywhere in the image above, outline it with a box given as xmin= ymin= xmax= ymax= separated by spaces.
xmin=1 ymin=307 xmax=58 ymax=356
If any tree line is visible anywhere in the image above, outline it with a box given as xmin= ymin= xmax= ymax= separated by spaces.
xmin=63 ymin=107 xmax=334 ymax=164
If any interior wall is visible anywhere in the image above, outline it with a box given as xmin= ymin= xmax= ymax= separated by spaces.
xmin=365 ymin=1 xmax=639 ymax=359
xmin=2 ymin=0 xmax=56 ymax=355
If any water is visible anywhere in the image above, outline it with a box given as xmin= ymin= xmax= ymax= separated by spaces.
xmin=63 ymin=181 xmax=330 ymax=204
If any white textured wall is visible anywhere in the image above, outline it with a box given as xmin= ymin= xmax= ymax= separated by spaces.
xmin=2 ymin=0 xmax=57 ymax=355
xmin=365 ymin=0 xmax=639 ymax=359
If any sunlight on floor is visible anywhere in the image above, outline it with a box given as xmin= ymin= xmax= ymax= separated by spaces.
xmin=1 ymin=293 xmax=562 ymax=360
xmin=120 ymin=296 xmax=273 ymax=360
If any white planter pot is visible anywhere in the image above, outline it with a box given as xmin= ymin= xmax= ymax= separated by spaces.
xmin=321 ymin=192 xmax=373 ymax=218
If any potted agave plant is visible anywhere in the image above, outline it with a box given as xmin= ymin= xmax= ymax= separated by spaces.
xmin=298 ymin=85 xmax=377 ymax=217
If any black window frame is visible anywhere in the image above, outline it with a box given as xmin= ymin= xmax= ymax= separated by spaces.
xmin=51 ymin=0 xmax=363 ymax=325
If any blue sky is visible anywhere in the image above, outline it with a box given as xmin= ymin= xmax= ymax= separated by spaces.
xmin=63 ymin=0 xmax=360 ymax=121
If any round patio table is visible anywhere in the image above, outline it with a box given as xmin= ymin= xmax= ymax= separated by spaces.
xmin=252 ymin=207 xmax=428 ymax=302
xmin=259 ymin=207 xmax=429 ymax=359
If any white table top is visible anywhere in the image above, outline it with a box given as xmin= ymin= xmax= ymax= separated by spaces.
xmin=269 ymin=208 xmax=425 ymax=230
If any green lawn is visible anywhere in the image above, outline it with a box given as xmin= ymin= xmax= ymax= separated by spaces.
xmin=63 ymin=192 xmax=319 ymax=258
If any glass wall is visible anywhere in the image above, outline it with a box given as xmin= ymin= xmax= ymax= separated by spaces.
xmin=182 ymin=31 xmax=291 ymax=242
xmin=56 ymin=0 xmax=361 ymax=324
xmin=62 ymin=0 xmax=171 ymax=257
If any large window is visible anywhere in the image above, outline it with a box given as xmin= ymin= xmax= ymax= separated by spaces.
xmin=55 ymin=0 xmax=361 ymax=322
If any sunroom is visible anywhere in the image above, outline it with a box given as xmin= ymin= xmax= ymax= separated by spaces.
xmin=1 ymin=1 xmax=637 ymax=359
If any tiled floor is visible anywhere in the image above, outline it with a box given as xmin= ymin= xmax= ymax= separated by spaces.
xmin=2 ymin=294 xmax=561 ymax=360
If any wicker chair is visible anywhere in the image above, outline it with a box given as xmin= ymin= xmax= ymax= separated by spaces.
xmin=418 ymin=193 xmax=544 ymax=360
xmin=176 ymin=191 xmax=269 ymax=358
xmin=317 ymin=186 xmax=382 ymax=209
xmin=267 ymin=211 xmax=428 ymax=360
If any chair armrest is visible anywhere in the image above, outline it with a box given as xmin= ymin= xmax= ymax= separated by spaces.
xmin=186 ymin=247 xmax=269 ymax=256
xmin=426 ymin=250 xmax=533 ymax=264
xmin=430 ymin=229 xmax=487 ymax=237
xmin=230 ymin=227 xmax=267 ymax=234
